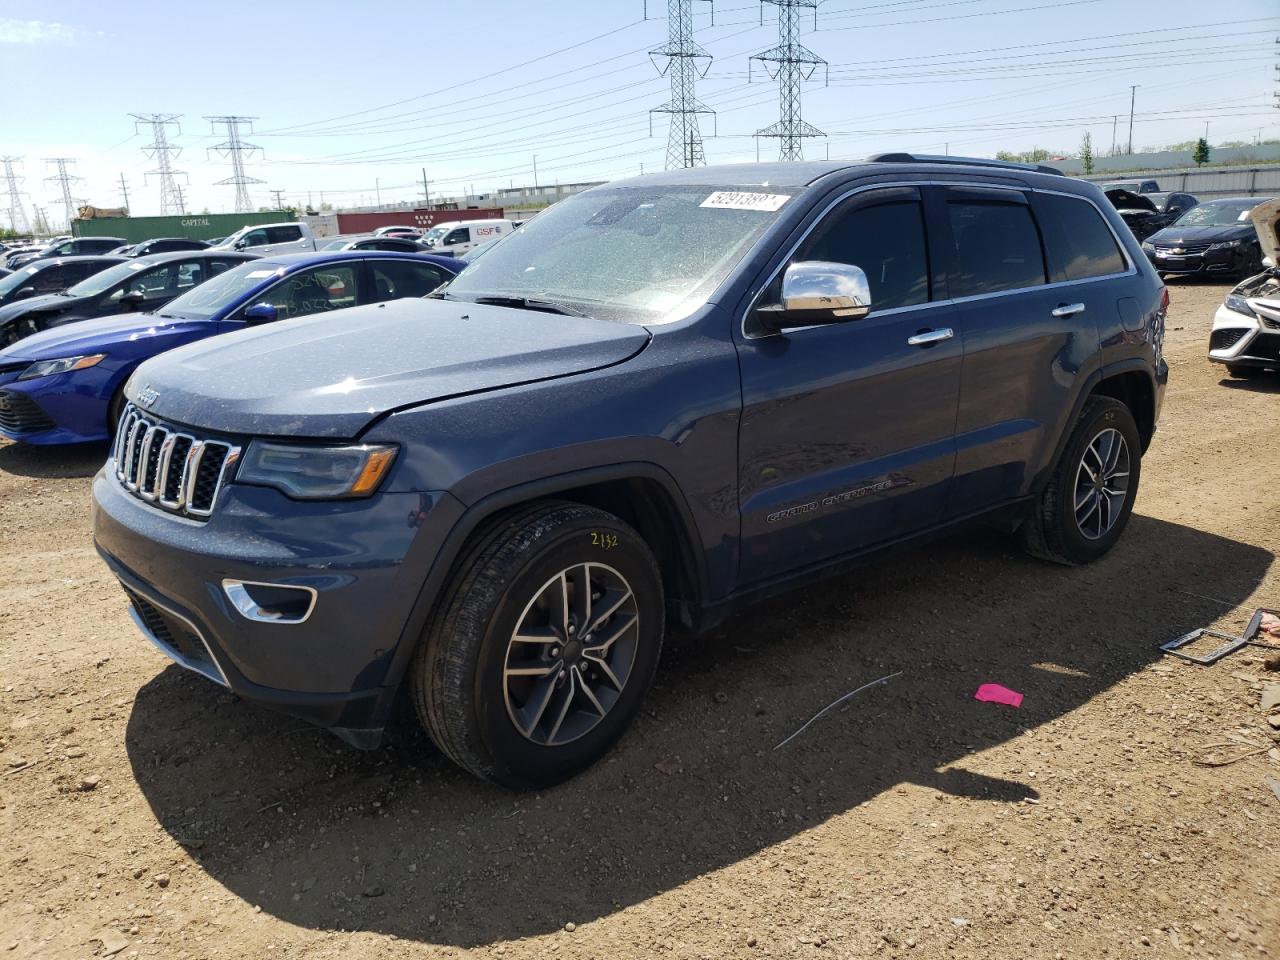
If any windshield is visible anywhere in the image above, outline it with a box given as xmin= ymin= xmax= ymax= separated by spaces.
xmin=321 ymin=237 xmax=355 ymax=250
xmin=0 ymin=265 xmax=40 ymax=297
xmin=158 ymin=261 xmax=284 ymax=319
xmin=65 ymin=260 xmax=149 ymax=297
xmin=421 ymin=225 xmax=449 ymax=244
xmin=441 ymin=184 xmax=798 ymax=324
xmin=1172 ymin=200 xmax=1258 ymax=228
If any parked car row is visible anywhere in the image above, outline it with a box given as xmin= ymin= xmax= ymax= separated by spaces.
xmin=4 ymin=235 xmax=124 ymax=270
xmin=0 ymin=251 xmax=462 ymax=444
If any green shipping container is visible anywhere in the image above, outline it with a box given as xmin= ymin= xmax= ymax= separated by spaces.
xmin=72 ymin=212 xmax=284 ymax=244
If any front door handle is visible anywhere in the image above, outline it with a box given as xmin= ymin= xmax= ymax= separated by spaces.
xmin=907 ymin=327 xmax=954 ymax=347
xmin=1051 ymin=302 xmax=1087 ymax=318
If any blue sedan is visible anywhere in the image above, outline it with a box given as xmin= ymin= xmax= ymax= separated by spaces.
xmin=0 ymin=251 xmax=462 ymax=445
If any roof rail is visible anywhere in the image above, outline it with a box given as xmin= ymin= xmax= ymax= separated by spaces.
xmin=868 ymin=152 xmax=1064 ymax=177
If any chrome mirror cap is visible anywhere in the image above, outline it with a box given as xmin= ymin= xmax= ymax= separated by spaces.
xmin=781 ymin=260 xmax=872 ymax=319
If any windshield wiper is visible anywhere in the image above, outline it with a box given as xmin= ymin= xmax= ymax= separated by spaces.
xmin=467 ymin=295 xmax=591 ymax=318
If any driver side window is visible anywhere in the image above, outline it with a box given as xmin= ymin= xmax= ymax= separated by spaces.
xmin=256 ymin=265 xmax=359 ymax=320
xmin=240 ymin=229 xmax=269 ymax=247
xmin=794 ymin=193 xmax=931 ymax=311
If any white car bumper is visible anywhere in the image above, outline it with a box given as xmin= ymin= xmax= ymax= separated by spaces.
xmin=1209 ymin=299 xmax=1280 ymax=369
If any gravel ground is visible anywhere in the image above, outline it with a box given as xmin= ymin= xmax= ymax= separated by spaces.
xmin=0 ymin=278 xmax=1277 ymax=960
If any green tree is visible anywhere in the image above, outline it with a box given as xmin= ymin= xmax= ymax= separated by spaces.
xmin=1193 ymin=138 xmax=1211 ymax=166
xmin=1079 ymin=132 xmax=1094 ymax=175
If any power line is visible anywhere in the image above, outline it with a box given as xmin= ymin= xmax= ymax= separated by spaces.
xmin=751 ymin=0 xmax=826 ymax=160
xmin=649 ymin=0 xmax=716 ymax=168
xmin=1 ymin=157 xmax=29 ymax=234
xmin=132 ymin=113 xmax=188 ymax=215
xmin=206 ymin=116 xmax=265 ymax=213
xmin=43 ymin=158 xmax=83 ymax=227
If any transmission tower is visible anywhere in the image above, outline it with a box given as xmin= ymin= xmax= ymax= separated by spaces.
xmin=750 ymin=0 xmax=827 ymax=161
xmin=648 ymin=0 xmax=716 ymax=169
xmin=44 ymin=158 xmax=84 ymax=226
xmin=1 ymin=156 xmax=30 ymax=234
xmin=131 ymin=113 xmax=189 ymax=215
xmin=206 ymin=116 xmax=265 ymax=213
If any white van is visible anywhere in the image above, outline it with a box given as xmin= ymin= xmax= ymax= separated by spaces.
xmin=420 ymin=218 xmax=512 ymax=257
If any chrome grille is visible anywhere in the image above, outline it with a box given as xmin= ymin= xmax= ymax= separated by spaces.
xmin=111 ymin=404 xmax=240 ymax=520
xmin=1154 ymin=241 xmax=1212 ymax=256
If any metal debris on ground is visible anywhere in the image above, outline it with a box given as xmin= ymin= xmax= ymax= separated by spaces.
xmin=773 ymin=672 xmax=902 ymax=751
xmin=1159 ymin=628 xmax=1248 ymax=665
xmin=1191 ymin=740 xmax=1271 ymax=768
xmin=1265 ymin=777 xmax=1280 ymax=804
xmin=1244 ymin=608 xmax=1280 ymax=647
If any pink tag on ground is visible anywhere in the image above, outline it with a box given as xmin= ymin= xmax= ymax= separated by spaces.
xmin=975 ymin=683 xmax=1023 ymax=708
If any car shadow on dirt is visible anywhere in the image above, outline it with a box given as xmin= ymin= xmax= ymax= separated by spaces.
xmin=1217 ymin=375 xmax=1280 ymax=394
xmin=123 ymin=514 xmax=1272 ymax=947
xmin=0 ymin=439 xmax=109 ymax=478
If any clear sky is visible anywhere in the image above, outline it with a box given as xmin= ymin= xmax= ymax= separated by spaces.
xmin=2 ymin=0 xmax=1278 ymax=225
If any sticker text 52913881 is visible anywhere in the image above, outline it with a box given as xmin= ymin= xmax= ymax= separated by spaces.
xmin=700 ymin=191 xmax=791 ymax=212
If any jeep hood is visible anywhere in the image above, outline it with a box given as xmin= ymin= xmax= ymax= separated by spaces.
xmin=129 ymin=297 xmax=651 ymax=438
xmin=1248 ymin=198 xmax=1280 ymax=266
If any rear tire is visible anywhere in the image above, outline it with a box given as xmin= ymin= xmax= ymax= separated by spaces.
xmin=411 ymin=501 xmax=664 ymax=788
xmin=1022 ymin=396 xmax=1142 ymax=565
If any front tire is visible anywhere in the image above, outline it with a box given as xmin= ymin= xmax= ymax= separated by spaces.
xmin=411 ymin=501 xmax=664 ymax=788
xmin=1022 ymin=396 xmax=1142 ymax=565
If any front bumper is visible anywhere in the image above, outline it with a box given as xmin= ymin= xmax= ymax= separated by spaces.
xmin=0 ymin=368 xmax=117 ymax=445
xmin=1208 ymin=303 xmax=1280 ymax=370
xmin=93 ymin=467 xmax=464 ymax=746
xmin=1146 ymin=244 xmax=1251 ymax=276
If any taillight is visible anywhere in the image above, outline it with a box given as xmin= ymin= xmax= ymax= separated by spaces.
xmin=1159 ymin=286 xmax=1170 ymax=314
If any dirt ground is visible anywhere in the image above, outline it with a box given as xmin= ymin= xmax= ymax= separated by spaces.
xmin=1 ymin=279 xmax=1277 ymax=960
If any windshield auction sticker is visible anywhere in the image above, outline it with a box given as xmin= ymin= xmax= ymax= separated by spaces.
xmin=700 ymin=191 xmax=790 ymax=212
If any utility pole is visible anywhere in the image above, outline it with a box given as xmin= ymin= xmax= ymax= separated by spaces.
xmin=649 ymin=0 xmax=715 ymax=169
xmin=270 ymin=188 xmax=286 ymax=210
xmin=118 ymin=173 xmax=131 ymax=212
xmin=532 ymin=154 xmax=539 ymax=191
xmin=421 ymin=167 xmax=430 ymax=208
xmin=44 ymin=158 xmax=83 ymax=227
xmin=375 ymin=177 xmax=381 ymax=208
xmin=131 ymin=113 xmax=188 ymax=215
xmin=1127 ymin=85 xmax=1138 ymax=155
xmin=205 ymin=116 xmax=265 ymax=213
xmin=1 ymin=156 xmax=30 ymax=234
xmin=32 ymin=205 xmax=50 ymax=236
xmin=750 ymin=0 xmax=827 ymax=161
xmin=1110 ymin=115 xmax=1117 ymax=156
xmin=1204 ymin=120 xmax=1210 ymax=143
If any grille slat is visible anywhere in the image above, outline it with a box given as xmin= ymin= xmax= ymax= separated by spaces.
xmin=0 ymin=390 xmax=56 ymax=435
xmin=111 ymin=403 xmax=239 ymax=521
xmin=1210 ymin=328 xmax=1247 ymax=352
xmin=1154 ymin=241 xmax=1212 ymax=256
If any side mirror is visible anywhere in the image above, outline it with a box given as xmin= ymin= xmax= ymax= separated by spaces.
xmin=15 ymin=286 xmax=36 ymax=300
xmin=754 ymin=261 xmax=872 ymax=334
xmin=120 ymin=289 xmax=146 ymax=308
xmin=242 ymin=302 xmax=278 ymax=325
xmin=234 ymin=239 xmax=249 ymax=250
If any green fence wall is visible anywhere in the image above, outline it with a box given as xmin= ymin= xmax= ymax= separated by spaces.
xmin=72 ymin=212 xmax=283 ymax=244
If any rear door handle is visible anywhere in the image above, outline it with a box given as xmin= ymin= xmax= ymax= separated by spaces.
xmin=907 ymin=327 xmax=954 ymax=347
xmin=1051 ymin=302 xmax=1086 ymax=318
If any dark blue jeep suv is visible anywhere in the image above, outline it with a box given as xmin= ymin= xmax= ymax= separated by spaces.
xmin=92 ymin=156 xmax=1168 ymax=787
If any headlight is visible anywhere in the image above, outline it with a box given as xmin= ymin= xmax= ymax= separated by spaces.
xmin=236 ymin=441 xmax=397 ymax=499
xmin=1141 ymin=241 xmax=1155 ymax=252
xmin=1208 ymin=239 xmax=1242 ymax=251
xmin=17 ymin=354 xmax=106 ymax=380
xmin=1224 ymin=294 xmax=1256 ymax=318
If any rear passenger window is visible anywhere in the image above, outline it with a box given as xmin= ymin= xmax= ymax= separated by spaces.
xmin=800 ymin=198 xmax=930 ymax=310
xmin=1036 ymin=193 xmax=1126 ymax=282
xmin=947 ymin=199 xmax=1046 ymax=297
xmin=370 ymin=261 xmax=448 ymax=301
xmin=267 ymin=225 xmax=303 ymax=244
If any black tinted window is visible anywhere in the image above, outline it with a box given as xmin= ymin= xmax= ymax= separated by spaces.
xmin=32 ymin=265 xmax=69 ymax=292
xmin=443 ymin=227 xmax=470 ymax=245
xmin=947 ymin=199 xmax=1045 ymax=297
xmin=800 ymin=198 xmax=930 ymax=310
xmin=370 ymin=260 xmax=448 ymax=301
xmin=1037 ymin=193 xmax=1126 ymax=282
xmin=266 ymin=225 xmax=303 ymax=243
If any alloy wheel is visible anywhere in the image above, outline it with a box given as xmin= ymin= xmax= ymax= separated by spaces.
xmin=1073 ymin=427 xmax=1131 ymax=541
xmin=503 ymin=562 xmax=640 ymax=746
